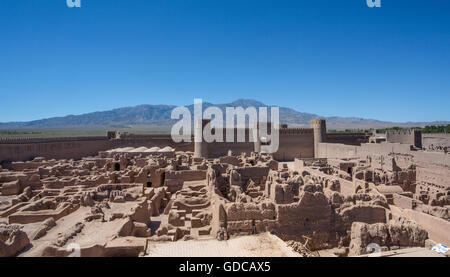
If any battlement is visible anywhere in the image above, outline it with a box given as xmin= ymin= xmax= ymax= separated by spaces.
xmin=386 ymin=129 xmax=422 ymax=148
xmin=0 ymin=136 xmax=109 ymax=145
xmin=310 ymin=119 xmax=326 ymax=128
xmin=326 ymin=132 xmax=367 ymax=137
xmin=386 ymin=129 xmax=421 ymax=136
xmin=278 ymin=128 xmax=314 ymax=135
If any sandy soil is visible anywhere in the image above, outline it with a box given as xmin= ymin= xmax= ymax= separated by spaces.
xmin=146 ymin=232 xmax=302 ymax=257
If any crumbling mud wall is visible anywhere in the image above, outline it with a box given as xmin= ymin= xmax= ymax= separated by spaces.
xmin=0 ymin=137 xmax=115 ymax=162
xmin=0 ymin=135 xmax=193 ymax=163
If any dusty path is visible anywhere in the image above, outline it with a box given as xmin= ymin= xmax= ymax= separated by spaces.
xmin=146 ymin=232 xmax=301 ymax=257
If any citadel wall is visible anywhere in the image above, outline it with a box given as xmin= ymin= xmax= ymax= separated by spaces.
xmin=273 ymin=129 xmax=314 ymax=161
xmin=198 ymin=128 xmax=315 ymax=161
xmin=414 ymin=151 xmax=450 ymax=168
xmin=119 ymin=134 xmax=193 ymax=152
xmin=1 ymin=119 xmax=444 ymax=165
xmin=204 ymin=128 xmax=254 ymax=158
xmin=0 ymin=130 xmax=362 ymax=163
xmin=317 ymin=143 xmax=359 ymax=159
xmin=386 ymin=129 xmax=422 ymax=148
xmin=317 ymin=141 xmax=415 ymax=159
xmin=0 ymin=135 xmax=193 ymax=163
xmin=0 ymin=137 xmax=114 ymax=162
xmin=422 ymin=133 xmax=450 ymax=149
xmin=325 ymin=132 xmax=369 ymax=146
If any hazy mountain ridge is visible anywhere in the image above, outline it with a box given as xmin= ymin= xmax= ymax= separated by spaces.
xmin=0 ymin=99 xmax=448 ymax=130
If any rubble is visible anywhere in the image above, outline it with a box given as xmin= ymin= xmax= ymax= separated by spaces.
xmin=0 ymin=119 xmax=448 ymax=257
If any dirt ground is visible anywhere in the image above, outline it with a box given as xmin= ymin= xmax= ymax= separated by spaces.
xmin=146 ymin=232 xmax=302 ymax=257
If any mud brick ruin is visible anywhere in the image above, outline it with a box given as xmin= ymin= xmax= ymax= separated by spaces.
xmin=0 ymin=119 xmax=449 ymax=257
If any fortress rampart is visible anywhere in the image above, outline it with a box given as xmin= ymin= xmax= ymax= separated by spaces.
xmin=0 ymin=136 xmax=108 ymax=144
xmin=386 ymin=129 xmax=422 ymax=148
xmin=325 ymin=132 xmax=369 ymax=146
xmin=0 ymin=136 xmax=113 ymax=162
xmin=422 ymin=133 xmax=450 ymax=150
xmin=0 ymin=120 xmax=389 ymax=163
xmin=0 ymin=135 xmax=193 ymax=163
xmin=194 ymin=127 xmax=315 ymax=160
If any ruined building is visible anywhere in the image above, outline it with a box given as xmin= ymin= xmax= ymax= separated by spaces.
xmin=0 ymin=120 xmax=449 ymax=257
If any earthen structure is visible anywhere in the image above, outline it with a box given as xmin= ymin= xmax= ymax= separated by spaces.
xmin=1 ymin=120 xmax=449 ymax=257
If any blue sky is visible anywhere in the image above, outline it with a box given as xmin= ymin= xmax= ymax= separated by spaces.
xmin=0 ymin=0 xmax=449 ymax=123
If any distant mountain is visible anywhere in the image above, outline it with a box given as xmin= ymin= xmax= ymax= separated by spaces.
xmin=0 ymin=99 xmax=448 ymax=130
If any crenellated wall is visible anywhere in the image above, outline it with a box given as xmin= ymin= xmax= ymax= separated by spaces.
xmin=0 ymin=135 xmax=193 ymax=163
xmin=201 ymin=128 xmax=315 ymax=161
xmin=0 ymin=136 xmax=114 ymax=162
xmin=325 ymin=132 xmax=369 ymax=146
xmin=386 ymin=129 xmax=422 ymax=148
xmin=273 ymin=129 xmax=314 ymax=161
xmin=0 ymin=120 xmax=375 ymax=163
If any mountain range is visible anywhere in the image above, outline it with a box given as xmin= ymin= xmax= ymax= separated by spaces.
xmin=0 ymin=99 xmax=448 ymax=130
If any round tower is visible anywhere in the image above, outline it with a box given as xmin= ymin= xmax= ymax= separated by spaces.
xmin=310 ymin=119 xmax=326 ymax=158
xmin=193 ymin=119 xmax=209 ymax=158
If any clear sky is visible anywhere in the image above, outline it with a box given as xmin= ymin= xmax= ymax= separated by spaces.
xmin=0 ymin=0 xmax=449 ymax=123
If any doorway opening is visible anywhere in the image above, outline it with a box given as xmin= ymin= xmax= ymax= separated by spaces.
xmin=347 ymin=167 xmax=353 ymax=177
xmin=160 ymin=172 xmax=166 ymax=186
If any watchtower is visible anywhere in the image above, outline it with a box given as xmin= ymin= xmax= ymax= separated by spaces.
xmin=310 ymin=119 xmax=326 ymax=158
xmin=193 ymin=119 xmax=210 ymax=158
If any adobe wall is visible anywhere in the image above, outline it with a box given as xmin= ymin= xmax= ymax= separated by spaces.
xmin=5 ymin=126 xmax=441 ymax=164
xmin=0 ymin=128 xmax=313 ymax=163
xmin=325 ymin=132 xmax=369 ymax=146
xmin=293 ymin=159 xmax=355 ymax=196
xmin=386 ymin=130 xmax=422 ymax=148
xmin=0 ymin=137 xmax=115 ymax=162
xmin=123 ymin=128 xmax=314 ymax=161
xmin=416 ymin=166 xmax=450 ymax=188
xmin=396 ymin=209 xmax=450 ymax=246
xmin=358 ymin=142 xmax=413 ymax=157
xmin=422 ymin=133 xmax=450 ymax=149
xmin=0 ymin=135 xmax=194 ymax=163
xmin=413 ymin=151 xmax=450 ymax=168
xmin=205 ymin=128 xmax=254 ymax=157
xmin=318 ymin=142 xmax=450 ymax=188
xmin=272 ymin=129 xmax=314 ymax=161
xmin=165 ymin=170 xmax=207 ymax=182
xmin=119 ymin=134 xmax=194 ymax=152
xmin=317 ymin=143 xmax=359 ymax=159
xmin=317 ymin=141 xmax=417 ymax=159
xmin=205 ymin=128 xmax=314 ymax=161
xmin=414 ymin=152 xmax=450 ymax=188
xmin=208 ymin=142 xmax=254 ymax=157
